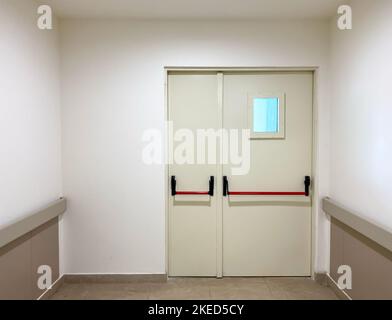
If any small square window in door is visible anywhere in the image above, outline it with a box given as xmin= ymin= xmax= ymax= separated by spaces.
xmin=253 ymin=98 xmax=279 ymax=133
xmin=248 ymin=93 xmax=285 ymax=139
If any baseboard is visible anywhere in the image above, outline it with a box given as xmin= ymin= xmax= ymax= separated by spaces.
xmin=314 ymin=272 xmax=328 ymax=286
xmin=63 ymin=273 xmax=168 ymax=284
xmin=314 ymin=272 xmax=352 ymax=300
xmin=37 ymin=275 xmax=65 ymax=300
xmin=326 ymin=273 xmax=352 ymax=300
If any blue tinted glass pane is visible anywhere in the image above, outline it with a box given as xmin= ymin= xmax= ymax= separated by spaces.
xmin=253 ymin=98 xmax=279 ymax=133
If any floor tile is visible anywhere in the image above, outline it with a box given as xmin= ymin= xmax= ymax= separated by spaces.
xmin=50 ymin=277 xmax=338 ymax=300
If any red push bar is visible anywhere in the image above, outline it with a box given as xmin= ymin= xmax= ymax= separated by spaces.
xmin=171 ymin=176 xmax=214 ymax=196
xmin=223 ymin=176 xmax=311 ymax=197
xmin=176 ymin=191 xmax=210 ymax=195
xmin=228 ymin=191 xmax=306 ymax=196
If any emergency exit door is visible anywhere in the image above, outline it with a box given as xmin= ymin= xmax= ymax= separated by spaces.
xmin=168 ymin=71 xmax=313 ymax=277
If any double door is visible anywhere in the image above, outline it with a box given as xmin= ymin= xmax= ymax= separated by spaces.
xmin=168 ymin=71 xmax=313 ymax=277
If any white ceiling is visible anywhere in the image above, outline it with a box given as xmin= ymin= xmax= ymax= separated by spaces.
xmin=45 ymin=0 xmax=344 ymax=19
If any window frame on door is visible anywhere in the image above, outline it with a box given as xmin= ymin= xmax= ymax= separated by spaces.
xmin=248 ymin=92 xmax=286 ymax=139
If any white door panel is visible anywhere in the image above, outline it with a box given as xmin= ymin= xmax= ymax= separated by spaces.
xmin=223 ymin=206 xmax=311 ymax=276
xmin=222 ymin=72 xmax=313 ymax=276
xmin=168 ymin=73 xmax=218 ymax=276
xmin=168 ymin=71 xmax=313 ymax=277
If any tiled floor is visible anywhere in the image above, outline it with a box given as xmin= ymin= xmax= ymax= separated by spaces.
xmin=50 ymin=277 xmax=338 ymax=300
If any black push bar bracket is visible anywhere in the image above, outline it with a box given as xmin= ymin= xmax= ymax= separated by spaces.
xmin=223 ymin=176 xmax=229 ymax=197
xmin=209 ymin=176 xmax=215 ymax=196
xmin=171 ymin=176 xmax=177 ymax=196
xmin=304 ymin=176 xmax=311 ymax=197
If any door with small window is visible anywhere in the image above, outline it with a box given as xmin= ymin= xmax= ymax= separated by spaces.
xmin=168 ymin=71 xmax=313 ymax=277
xmin=222 ymin=72 xmax=313 ymax=276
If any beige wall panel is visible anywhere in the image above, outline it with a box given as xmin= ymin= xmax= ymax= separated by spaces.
xmin=31 ymin=218 xmax=60 ymax=299
xmin=0 ymin=235 xmax=32 ymax=300
xmin=0 ymin=218 xmax=60 ymax=299
xmin=330 ymin=218 xmax=344 ymax=281
xmin=330 ymin=219 xmax=392 ymax=300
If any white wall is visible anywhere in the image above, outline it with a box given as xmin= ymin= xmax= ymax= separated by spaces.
xmin=0 ymin=0 xmax=62 ymax=225
xmin=330 ymin=0 xmax=392 ymax=228
xmin=3 ymin=0 xmax=390 ymax=278
xmin=60 ymin=19 xmax=331 ymax=274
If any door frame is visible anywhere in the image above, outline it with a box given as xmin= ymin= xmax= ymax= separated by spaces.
xmin=163 ymin=67 xmax=319 ymax=279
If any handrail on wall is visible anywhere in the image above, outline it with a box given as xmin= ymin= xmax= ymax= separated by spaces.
xmin=0 ymin=198 xmax=66 ymax=249
xmin=323 ymin=197 xmax=392 ymax=252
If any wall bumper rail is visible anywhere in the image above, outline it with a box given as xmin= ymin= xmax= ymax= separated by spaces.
xmin=171 ymin=176 xmax=214 ymax=196
xmin=223 ymin=176 xmax=311 ymax=197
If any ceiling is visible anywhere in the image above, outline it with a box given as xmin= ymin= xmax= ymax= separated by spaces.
xmin=45 ymin=0 xmax=344 ymax=19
